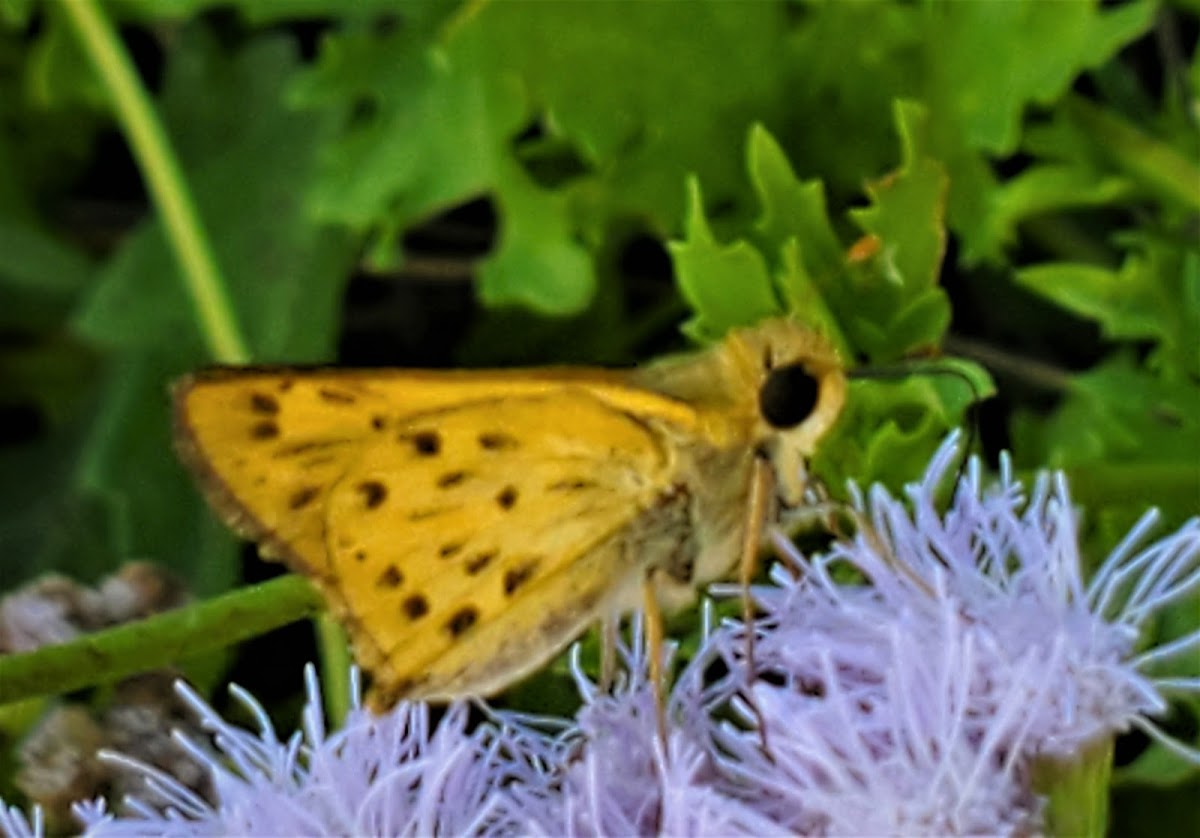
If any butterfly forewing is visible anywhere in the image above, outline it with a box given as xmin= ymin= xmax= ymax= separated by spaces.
xmin=172 ymin=372 xmax=387 ymax=579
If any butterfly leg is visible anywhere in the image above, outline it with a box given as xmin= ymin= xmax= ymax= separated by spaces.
xmin=738 ymin=457 xmax=776 ymax=754
xmin=641 ymin=572 xmax=669 ymax=758
xmin=599 ymin=613 xmax=619 ymax=692
xmin=739 ymin=457 xmax=773 ymax=674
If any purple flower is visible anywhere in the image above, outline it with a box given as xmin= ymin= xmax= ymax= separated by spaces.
xmin=1 ymin=436 xmax=1194 ymax=836
xmin=686 ymin=571 xmax=1046 ymax=834
xmin=73 ymin=668 xmax=534 ymax=836
xmin=0 ymin=802 xmax=43 ymax=838
xmin=494 ymin=630 xmax=780 ymax=837
xmin=684 ymin=436 xmax=1199 ymax=833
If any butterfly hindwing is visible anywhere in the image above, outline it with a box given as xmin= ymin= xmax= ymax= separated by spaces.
xmin=325 ymin=389 xmax=681 ymax=701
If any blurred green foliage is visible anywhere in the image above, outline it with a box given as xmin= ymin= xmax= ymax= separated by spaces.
xmin=0 ymin=0 xmax=1197 ymax=825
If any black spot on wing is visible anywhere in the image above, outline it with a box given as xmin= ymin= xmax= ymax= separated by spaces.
xmin=250 ymin=392 xmax=280 ymax=414
xmin=318 ymin=387 xmax=357 ymax=405
xmin=503 ymin=559 xmax=540 ymax=596
xmin=478 ymin=431 xmax=518 ymax=451
xmin=445 ymin=606 xmax=479 ymax=637
xmin=288 ymin=486 xmax=320 ymax=510
xmin=250 ymin=420 xmax=280 ymax=440
xmin=402 ymin=594 xmax=429 ymax=620
xmin=402 ymin=431 xmax=441 ymax=456
xmin=437 ymin=470 xmax=469 ymax=489
xmin=465 ymin=550 xmax=497 ymax=575
xmin=496 ymin=485 xmax=518 ymax=510
xmin=546 ymin=477 xmax=598 ymax=492
xmin=358 ymin=480 xmax=387 ymax=509
xmin=275 ymin=440 xmax=344 ymax=457
xmin=376 ymin=565 xmax=403 ymax=589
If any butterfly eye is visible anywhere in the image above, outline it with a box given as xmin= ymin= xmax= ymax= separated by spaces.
xmin=758 ymin=363 xmax=820 ymax=429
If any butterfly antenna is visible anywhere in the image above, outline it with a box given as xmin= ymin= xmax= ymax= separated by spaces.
xmin=847 ymin=361 xmax=984 ymax=500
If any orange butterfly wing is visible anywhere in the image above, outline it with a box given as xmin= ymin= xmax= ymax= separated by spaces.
xmin=173 ymin=369 xmax=700 ymax=703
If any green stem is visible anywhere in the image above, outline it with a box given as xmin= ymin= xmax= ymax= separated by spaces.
xmin=315 ymin=614 xmax=352 ymax=725
xmin=0 ymin=576 xmax=323 ymax=706
xmin=60 ymin=0 xmax=250 ymax=365
xmin=1066 ymin=96 xmax=1200 ymax=212
xmin=1032 ymin=736 xmax=1113 ymax=838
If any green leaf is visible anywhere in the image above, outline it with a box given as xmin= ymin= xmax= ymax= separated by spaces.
xmin=0 ymin=219 xmax=92 ymax=299
xmin=0 ymin=99 xmax=96 ymax=334
xmin=66 ymin=31 xmax=357 ymax=592
xmin=1023 ymin=94 xmax=1200 ymax=216
xmin=850 ymin=103 xmax=947 ymax=292
xmin=0 ymin=0 xmax=35 ymax=27
xmin=1016 ymin=237 xmax=1200 ymax=377
xmin=777 ymin=1 xmax=921 ymax=198
xmin=73 ymin=33 xmax=356 ymax=361
xmin=74 ymin=352 xmax=240 ymax=595
xmin=109 ymin=0 xmax=433 ymax=25
xmin=969 ymin=165 xmax=1135 ymax=263
xmin=673 ymin=109 xmax=954 ymax=362
xmin=843 ymin=101 xmax=951 ymax=360
xmin=1016 ymin=262 xmax=1163 ymax=343
xmin=294 ymin=24 xmax=523 ymax=232
xmin=0 ymin=215 xmax=95 ymax=334
xmin=763 ymin=0 xmax=1153 ymax=264
xmin=25 ymin=6 xmax=107 ymax=112
xmin=1012 ymin=353 xmax=1200 ymax=542
xmin=923 ymin=0 xmax=1156 ymax=155
xmin=450 ymin=0 xmax=792 ymax=227
xmin=745 ymin=125 xmax=848 ymax=349
xmin=774 ymin=238 xmax=848 ymax=357
xmin=749 ymin=124 xmax=843 ymax=273
xmin=292 ymin=1 xmax=799 ymax=314
xmin=1116 ymin=733 xmax=1200 ymax=788
xmin=479 ymin=180 xmax=593 ymax=313
xmin=668 ymin=177 xmax=781 ymax=343
xmin=1060 ymin=96 xmax=1200 ymax=212
xmin=0 ymin=377 xmax=120 ymax=587
xmin=669 ymin=110 xmax=974 ymax=482
xmin=665 ymin=100 xmax=1009 ymax=507
xmin=292 ymin=19 xmax=597 ymax=313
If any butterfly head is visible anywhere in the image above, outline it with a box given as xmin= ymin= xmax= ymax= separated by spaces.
xmin=734 ymin=319 xmax=847 ymax=505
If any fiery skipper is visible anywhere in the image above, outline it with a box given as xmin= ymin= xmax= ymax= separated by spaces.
xmin=172 ymin=318 xmax=846 ymax=707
